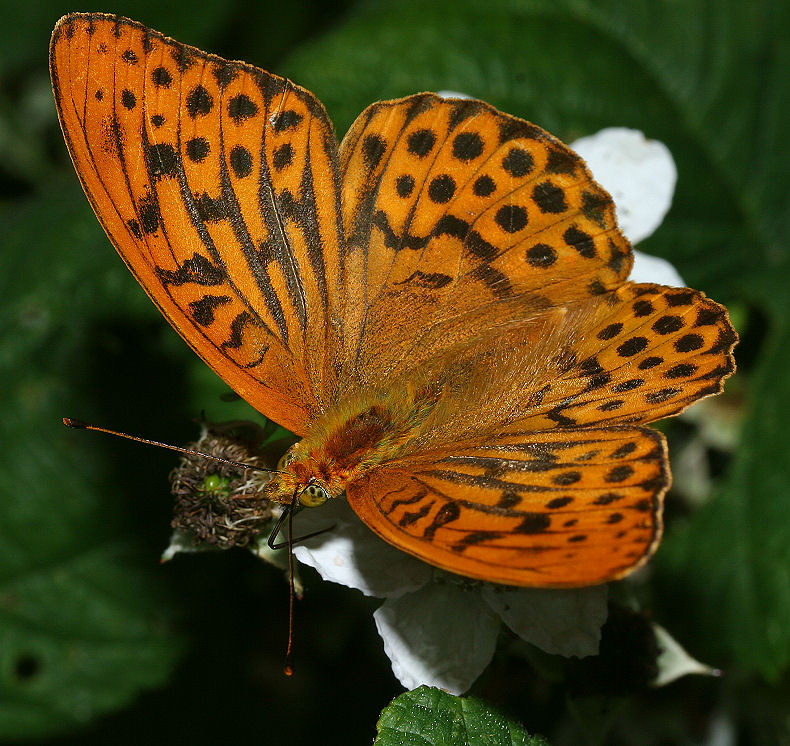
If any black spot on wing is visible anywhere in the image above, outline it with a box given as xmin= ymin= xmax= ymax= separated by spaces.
xmin=186 ymin=137 xmax=209 ymax=162
xmin=545 ymin=147 xmax=577 ymax=174
xmin=138 ymin=193 xmax=161 ymax=234
xmin=227 ymin=94 xmax=258 ymax=122
xmin=193 ymin=192 xmax=228 ymax=222
xmin=515 ymin=513 xmax=551 ymax=533
xmin=145 ymin=143 xmax=178 ymax=179
xmin=186 ymin=85 xmax=213 ymax=117
xmin=229 ymin=145 xmax=253 ymax=178
xmin=452 ymin=131 xmax=484 ymax=161
xmin=362 ymin=134 xmax=387 ymax=170
xmin=396 ymin=174 xmax=415 ymax=197
xmin=273 ymin=143 xmax=293 ymax=170
xmin=502 ymin=147 xmax=533 ymax=177
xmin=212 ymin=63 xmax=237 ymax=87
xmin=151 ymin=66 xmax=172 ymax=87
xmin=407 ymin=128 xmax=436 ymax=157
xmin=156 ymin=253 xmax=226 ymax=286
xmin=452 ymin=530 xmax=503 ymax=552
xmin=189 ymin=295 xmax=232 ymax=326
xmin=121 ymin=89 xmax=136 ymax=110
xmin=220 ymin=311 xmax=254 ymax=350
xmin=473 ymin=175 xmax=496 ymax=197
xmin=272 ymin=109 xmax=303 ymax=132
xmin=423 ymin=502 xmax=460 ymax=540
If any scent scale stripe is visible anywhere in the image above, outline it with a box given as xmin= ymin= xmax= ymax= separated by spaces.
xmin=145 ymin=46 xmax=289 ymax=343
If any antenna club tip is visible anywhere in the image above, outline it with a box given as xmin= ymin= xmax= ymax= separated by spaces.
xmin=63 ymin=417 xmax=87 ymax=429
xmin=283 ymin=664 xmax=294 ymax=677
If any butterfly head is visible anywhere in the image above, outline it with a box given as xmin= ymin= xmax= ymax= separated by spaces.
xmin=261 ymin=442 xmax=334 ymax=508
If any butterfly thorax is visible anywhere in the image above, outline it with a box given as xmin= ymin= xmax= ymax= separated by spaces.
xmin=262 ymin=384 xmax=441 ymax=506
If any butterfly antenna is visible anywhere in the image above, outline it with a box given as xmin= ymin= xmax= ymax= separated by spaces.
xmin=283 ymin=488 xmax=299 ymax=677
xmin=62 ymin=417 xmax=282 ymax=475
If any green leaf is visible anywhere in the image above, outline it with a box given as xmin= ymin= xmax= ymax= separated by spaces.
xmin=0 ymin=181 xmax=186 ymax=739
xmin=374 ymin=686 xmax=549 ymax=746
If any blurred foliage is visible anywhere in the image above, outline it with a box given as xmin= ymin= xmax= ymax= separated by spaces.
xmin=1 ymin=0 xmax=788 ymax=743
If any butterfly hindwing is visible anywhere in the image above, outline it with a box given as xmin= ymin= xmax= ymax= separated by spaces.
xmin=50 ymin=13 xmax=344 ymax=434
xmin=346 ymin=427 xmax=668 ymax=587
xmin=501 ymin=283 xmax=738 ymax=432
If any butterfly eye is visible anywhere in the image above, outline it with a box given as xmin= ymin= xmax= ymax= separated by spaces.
xmin=298 ymin=483 xmax=329 ymax=508
xmin=277 ymin=451 xmax=295 ymax=471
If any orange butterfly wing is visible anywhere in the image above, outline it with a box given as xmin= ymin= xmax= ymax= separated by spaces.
xmin=347 ymin=427 xmax=668 ymax=587
xmin=336 ymin=95 xmax=632 ymax=392
xmin=50 ymin=13 xmax=344 ymax=435
xmin=339 ymin=278 xmax=734 ymax=584
xmin=507 ymin=283 xmax=737 ymax=431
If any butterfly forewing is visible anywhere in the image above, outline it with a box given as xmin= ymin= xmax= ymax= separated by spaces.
xmin=337 ymin=95 xmax=632 ymax=389
xmin=50 ymin=14 xmax=344 ymax=434
xmin=346 ymin=427 xmax=668 ymax=586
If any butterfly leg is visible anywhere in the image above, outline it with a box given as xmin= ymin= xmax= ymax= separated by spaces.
xmin=267 ymin=497 xmax=336 ymax=550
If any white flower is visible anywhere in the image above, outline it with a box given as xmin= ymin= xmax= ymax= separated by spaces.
xmin=292 ymin=500 xmax=607 ymax=693
xmin=652 ymin=623 xmax=721 ymax=687
xmin=571 ymin=127 xmax=684 ymax=287
xmin=288 ymin=127 xmax=685 ymax=694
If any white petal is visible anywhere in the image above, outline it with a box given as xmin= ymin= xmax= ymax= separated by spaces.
xmin=630 ymin=250 xmax=686 ymax=287
xmin=374 ymin=583 xmax=499 ymax=693
xmin=652 ymin=623 xmax=721 ymax=686
xmin=292 ymin=498 xmax=432 ymax=598
xmin=437 ymin=90 xmax=472 ymax=99
xmin=482 ymin=584 xmax=608 ymax=658
xmin=571 ymin=127 xmax=677 ymax=245
xmin=160 ymin=529 xmax=217 ymax=562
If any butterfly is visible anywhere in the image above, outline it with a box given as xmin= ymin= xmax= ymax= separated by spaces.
xmin=50 ymin=12 xmax=736 ymax=588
